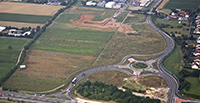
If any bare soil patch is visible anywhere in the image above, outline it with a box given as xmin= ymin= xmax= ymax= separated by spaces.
xmin=128 ymin=7 xmax=143 ymax=10
xmin=12 ymin=49 xmax=96 ymax=82
xmin=156 ymin=0 xmax=169 ymax=13
xmin=70 ymin=14 xmax=120 ymax=28
xmin=0 ymin=2 xmax=64 ymax=16
xmin=140 ymin=76 xmax=167 ymax=87
xmin=0 ymin=21 xmax=43 ymax=28
xmin=117 ymin=24 xmax=138 ymax=35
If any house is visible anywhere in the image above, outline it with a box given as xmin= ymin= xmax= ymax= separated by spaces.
xmin=20 ymin=65 xmax=26 ymax=69
xmin=86 ymin=1 xmax=97 ymax=6
xmin=193 ymin=47 xmax=200 ymax=56
xmin=105 ymin=2 xmax=115 ymax=8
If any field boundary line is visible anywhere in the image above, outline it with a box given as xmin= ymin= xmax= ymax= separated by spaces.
xmin=16 ymin=48 xmax=24 ymax=65
xmin=92 ymin=29 xmax=118 ymax=66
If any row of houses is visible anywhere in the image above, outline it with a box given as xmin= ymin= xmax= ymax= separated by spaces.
xmin=169 ymin=10 xmax=190 ymax=21
xmin=0 ymin=26 xmax=32 ymax=37
xmin=191 ymin=36 xmax=200 ymax=70
xmin=193 ymin=15 xmax=200 ymax=34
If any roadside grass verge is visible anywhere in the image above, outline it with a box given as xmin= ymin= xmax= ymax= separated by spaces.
xmin=0 ymin=37 xmax=29 ymax=80
xmin=164 ymin=0 xmax=200 ymax=10
xmin=163 ymin=44 xmax=183 ymax=77
xmin=0 ymin=13 xmax=51 ymax=24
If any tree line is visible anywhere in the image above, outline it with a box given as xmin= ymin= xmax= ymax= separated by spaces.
xmin=75 ymin=81 xmax=160 ymax=103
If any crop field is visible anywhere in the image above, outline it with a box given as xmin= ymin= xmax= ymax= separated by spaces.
xmin=164 ymin=0 xmax=200 ymax=10
xmin=32 ymin=27 xmax=114 ymax=55
xmin=0 ymin=2 xmax=64 ymax=16
xmin=0 ymin=37 xmax=29 ymax=79
xmin=0 ymin=13 xmax=51 ymax=24
xmin=0 ymin=21 xmax=44 ymax=28
xmin=0 ymin=2 xmax=64 ymax=27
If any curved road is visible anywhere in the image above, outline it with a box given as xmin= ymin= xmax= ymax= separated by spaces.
xmin=0 ymin=0 xmax=197 ymax=103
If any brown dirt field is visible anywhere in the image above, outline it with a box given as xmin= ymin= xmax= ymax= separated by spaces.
xmin=70 ymin=14 xmax=120 ymax=29
xmin=117 ymin=24 xmax=138 ymax=35
xmin=140 ymin=76 xmax=167 ymax=87
xmin=12 ymin=49 xmax=96 ymax=82
xmin=0 ymin=2 xmax=64 ymax=16
xmin=0 ymin=21 xmax=43 ymax=28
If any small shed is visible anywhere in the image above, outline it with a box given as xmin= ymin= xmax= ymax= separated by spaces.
xmin=20 ymin=65 xmax=26 ymax=69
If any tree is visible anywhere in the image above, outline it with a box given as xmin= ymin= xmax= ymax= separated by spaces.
xmin=8 ymin=45 xmax=12 ymax=50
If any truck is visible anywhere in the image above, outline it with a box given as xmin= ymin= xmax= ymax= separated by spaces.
xmin=72 ymin=78 xmax=77 ymax=84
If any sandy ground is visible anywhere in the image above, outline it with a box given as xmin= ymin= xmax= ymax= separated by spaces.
xmin=0 ymin=21 xmax=43 ymax=28
xmin=156 ymin=0 xmax=169 ymax=13
xmin=0 ymin=2 xmax=64 ymax=16
xmin=128 ymin=7 xmax=143 ymax=10
xmin=70 ymin=14 xmax=120 ymax=30
xmin=117 ymin=24 xmax=138 ymax=35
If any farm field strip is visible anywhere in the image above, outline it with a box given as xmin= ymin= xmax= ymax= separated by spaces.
xmin=0 ymin=2 xmax=64 ymax=16
xmin=0 ymin=13 xmax=51 ymax=24
xmin=0 ymin=21 xmax=44 ymax=28
xmin=164 ymin=0 xmax=200 ymax=10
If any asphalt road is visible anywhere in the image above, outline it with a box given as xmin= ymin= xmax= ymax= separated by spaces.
xmin=0 ymin=0 xmax=198 ymax=103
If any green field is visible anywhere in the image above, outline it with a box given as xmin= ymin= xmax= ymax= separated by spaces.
xmin=0 ymin=38 xmax=28 ymax=79
xmin=132 ymin=63 xmax=148 ymax=69
xmin=185 ymin=77 xmax=200 ymax=94
xmin=124 ymin=14 xmax=146 ymax=23
xmin=116 ymin=12 xmax=129 ymax=22
xmin=163 ymin=44 xmax=183 ymax=77
xmin=32 ymin=27 xmax=114 ymax=55
xmin=155 ymin=19 xmax=190 ymax=36
xmin=164 ymin=0 xmax=200 ymax=10
xmin=0 ymin=13 xmax=51 ymax=23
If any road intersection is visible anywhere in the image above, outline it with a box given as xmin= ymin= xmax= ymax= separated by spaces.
xmin=0 ymin=0 xmax=199 ymax=103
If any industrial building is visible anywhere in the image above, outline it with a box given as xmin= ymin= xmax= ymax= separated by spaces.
xmin=105 ymin=2 xmax=115 ymax=8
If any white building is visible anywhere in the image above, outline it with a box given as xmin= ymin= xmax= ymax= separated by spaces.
xmin=105 ymin=2 xmax=115 ymax=8
xmin=86 ymin=1 xmax=97 ymax=6
xmin=139 ymin=0 xmax=151 ymax=7
xmin=0 ymin=26 xmax=6 ymax=32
